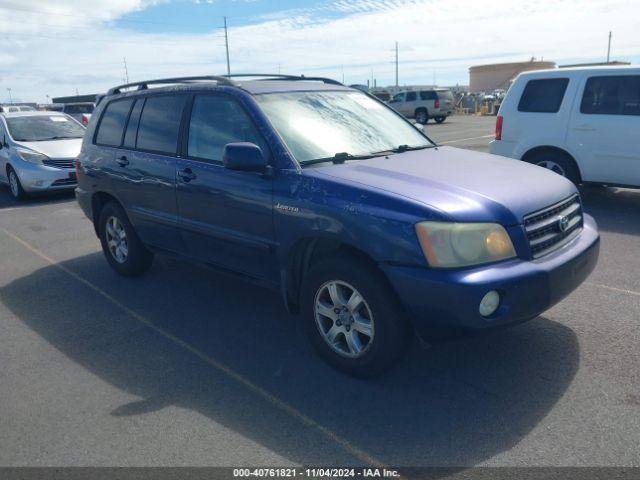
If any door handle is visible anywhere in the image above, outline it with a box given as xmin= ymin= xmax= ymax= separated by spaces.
xmin=116 ymin=155 xmax=129 ymax=167
xmin=178 ymin=168 xmax=197 ymax=182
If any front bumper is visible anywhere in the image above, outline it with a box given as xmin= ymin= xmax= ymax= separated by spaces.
xmin=13 ymin=162 xmax=76 ymax=192
xmin=382 ymin=214 xmax=600 ymax=341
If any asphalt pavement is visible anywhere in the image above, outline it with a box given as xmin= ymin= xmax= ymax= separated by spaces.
xmin=0 ymin=115 xmax=638 ymax=468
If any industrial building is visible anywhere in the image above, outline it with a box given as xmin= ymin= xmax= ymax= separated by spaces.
xmin=469 ymin=59 xmax=556 ymax=93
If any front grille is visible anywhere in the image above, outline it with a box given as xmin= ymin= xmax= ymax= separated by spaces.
xmin=524 ymin=195 xmax=583 ymax=258
xmin=43 ymin=158 xmax=75 ymax=169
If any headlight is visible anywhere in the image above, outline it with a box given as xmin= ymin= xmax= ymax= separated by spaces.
xmin=16 ymin=148 xmax=49 ymax=164
xmin=415 ymin=221 xmax=516 ymax=268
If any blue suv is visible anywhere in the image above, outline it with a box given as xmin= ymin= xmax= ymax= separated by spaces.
xmin=75 ymin=75 xmax=600 ymax=376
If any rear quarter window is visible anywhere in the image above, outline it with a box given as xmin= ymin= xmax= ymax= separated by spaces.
xmin=95 ymin=99 xmax=134 ymax=147
xmin=518 ymin=78 xmax=569 ymax=113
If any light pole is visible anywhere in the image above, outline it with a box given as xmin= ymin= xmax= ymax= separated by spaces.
xmin=7 ymin=87 xmax=13 ymax=104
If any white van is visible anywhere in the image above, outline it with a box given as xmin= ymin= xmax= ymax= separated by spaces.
xmin=489 ymin=66 xmax=640 ymax=187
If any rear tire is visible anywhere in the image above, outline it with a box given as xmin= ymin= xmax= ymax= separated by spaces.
xmin=98 ymin=201 xmax=153 ymax=277
xmin=301 ymin=254 xmax=410 ymax=377
xmin=525 ymin=150 xmax=580 ymax=185
xmin=415 ymin=108 xmax=429 ymax=125
xmin=434 ymin=116 xmax=446 ymax=124
xmin=7 ymin=166 xmax=27 ymax=200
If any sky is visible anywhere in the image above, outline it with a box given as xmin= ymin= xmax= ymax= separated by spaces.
xmin=0 ymin=0 xmax=639 ymax=103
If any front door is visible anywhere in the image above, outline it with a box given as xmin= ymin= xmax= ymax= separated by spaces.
xmin=175 ymin=93 xmax=276 ymax=282
xmin=567 ymin=74 xmax=640 ymax=186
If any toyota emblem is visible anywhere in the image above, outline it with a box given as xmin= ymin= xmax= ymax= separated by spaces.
xmin=558 ymin=215 xmax=570 ymax=232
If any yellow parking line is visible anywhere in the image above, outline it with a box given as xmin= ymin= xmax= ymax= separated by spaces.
xmin=585 ymin=281 xmax=640 ymax=298
xmin=0 ymin=226 xmax=387 ymax=469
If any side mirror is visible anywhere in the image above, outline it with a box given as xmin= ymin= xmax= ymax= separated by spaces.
xmin=223 ymin=142 xmax=267 ymax=172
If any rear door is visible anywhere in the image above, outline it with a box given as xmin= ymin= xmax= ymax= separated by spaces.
xmin=567 ymin=73 xmax=640 ymax=186
xmin=175 ymin=93 xmax=276 ymax=282
xmin=95 ymin=94 xmax=187 ymax=250
xmin=404 ymin=91 xmax=418 ymax=117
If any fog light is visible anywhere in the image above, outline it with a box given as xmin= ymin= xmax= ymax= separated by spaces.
xmin=479 ymin=290 xmax=500 ymax=317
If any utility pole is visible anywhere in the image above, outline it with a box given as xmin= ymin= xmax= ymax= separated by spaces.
xmin=395 ymin=41 xmax=399 ymax=87
xmin=6 ymin=88 xmax=12 ymax=104
xmin=606 ymin=31 xmax=612 ymax=63
xmin=224 ymin=16 xmax=231 ymax=76
xmin=123 ymin=57 xmax=130 ymax=84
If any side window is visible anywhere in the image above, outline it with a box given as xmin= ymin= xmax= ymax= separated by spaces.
xmin=392 ymin=93 xmax=404 ymax=102
xmin=123 ymin=98 xmax=144 ymax=148
xmin=406 ymin=91 xmax=417 ymax=101
xmin=518 ymin=78 xmax=569 ymax=113
xmin=581 ymin=75 xmax=640 ymax=116
xmin=420 ymin=91 xmax=437 ymax=100
xmin=136 ymin=94 xmax=188 ymax=155
xmin=187 ymin=95 xmax=268 ymax=163
xmin=95 ymin=99 xmax=134 ymax=146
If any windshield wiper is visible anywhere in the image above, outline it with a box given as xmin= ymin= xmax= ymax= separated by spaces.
xmin=301 ymin=151 xmax=378 ymax=166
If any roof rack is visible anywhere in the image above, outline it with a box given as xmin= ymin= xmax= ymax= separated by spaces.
xmin=107 ymin=75 xmax=236 ymax=95
xmin=223 ymin=73 xmax=344 ymax=86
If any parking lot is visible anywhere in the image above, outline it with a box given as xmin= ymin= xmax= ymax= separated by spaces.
xmin=1 ymin=114 xmax=639 ymax=468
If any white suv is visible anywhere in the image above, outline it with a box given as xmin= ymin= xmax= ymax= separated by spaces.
xmin=490 ymin=66 xmax=640 ymax=187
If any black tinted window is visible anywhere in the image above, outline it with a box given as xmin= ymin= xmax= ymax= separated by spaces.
xmin=518 ymin=78 xmax=569 ymax=113
xmin=123 ymin=99 xmax=144 ymax=148
xmin=95 ymin=99 xmax=134 ymax=146
xmin=188 ymin=95 xmax=267 ymax=162
xmin=420 ymin=91 xmax=437 ymax=100
xmin=137 ymin=95 xmax=187 ymax=154
xmin=581 ymin=75 xmax=640 ymax=116
xmin=406 ymin=92 xmax=417 ymax=101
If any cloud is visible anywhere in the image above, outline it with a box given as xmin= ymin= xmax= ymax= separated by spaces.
xmin=0 ymin=0 xmax=638 ymax=102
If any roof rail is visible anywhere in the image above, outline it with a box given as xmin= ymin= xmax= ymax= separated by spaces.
xmin=223 ymin=73 xmax=344 ymax=86
xmin=107 ymin=75 xmax=236 ymax=95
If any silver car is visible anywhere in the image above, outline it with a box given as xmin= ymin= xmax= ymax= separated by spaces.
xmin=0 ymin=111 xmax=85 ymax=200
xmin=389 ymin=88 xmax=455 ymax=124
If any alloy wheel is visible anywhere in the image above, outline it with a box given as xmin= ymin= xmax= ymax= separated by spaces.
xmin=314 ymin=280 xmax=375 ymax=358
xmin=8 ymin=171 xmax=19 ymax=198
xmin=105 ymin=216 xmax=128 ymax=264
xmin=536 ymin=160 xmax=566 ymax=177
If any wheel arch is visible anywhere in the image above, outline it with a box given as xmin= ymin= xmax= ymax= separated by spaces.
xmin=521 ymin=146 xmax=582 ymax=183
xmin=282 ymin=236 xmax=386 ymax=314
xmin=90 ymin=191 xmax=125 ymax=237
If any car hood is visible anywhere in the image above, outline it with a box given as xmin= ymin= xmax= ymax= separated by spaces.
xmin=309 ymin=146 xmax=577 ymax=225
xmin=15 ymin=138 xmax=83 ymax=159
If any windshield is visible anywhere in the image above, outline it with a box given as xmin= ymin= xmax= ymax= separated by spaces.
xmin=255 ymin=90 xmax=433 ymax=164
xmin=6 ymin=115 xmax=85 ymax=141
xmin=65 ymin=104 xmax=94 ymax=114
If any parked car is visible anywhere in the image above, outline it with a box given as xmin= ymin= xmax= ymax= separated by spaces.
xmin=75 ymin=75 xmax=599 ymax=377
xmin=389 ymin=88 xmax=454 ymax=124
xmin=490 ymin=66 xmax=640 ymax=187
xmin=60 ymin=102 xmax=94 ymax=126
xmin=0 ymin=111 xmax=85 ymax=199
xmin=1 ymin=105 xmax=36 ymax=113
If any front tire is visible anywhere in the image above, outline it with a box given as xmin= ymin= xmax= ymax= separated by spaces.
xmin=526 ymin=150 xmax=580 ymax=185
xmin=7 ymin=167 xmax=27 ymax=200
xmin=98 ymin=201 xmax=153 ymax=276
xmin=434 ymin=116 xmax=446 ymax=124
xmin=301 ymin=254 xmax=410 ymax=377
